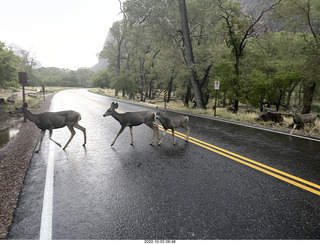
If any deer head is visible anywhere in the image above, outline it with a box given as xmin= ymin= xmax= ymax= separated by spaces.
xmin=155 ymin=106 xmax=167 ymax=119
xmin=103 ymin=102 xmax=118 ymax=117
xmin=10 ymin=102 xmax=28 ymax=114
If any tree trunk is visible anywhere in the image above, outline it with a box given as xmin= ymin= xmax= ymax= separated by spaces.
xmin=233 ymin=56 xmax=241 ymax=113
xmin=167 ymin=77 xmax=173 ymax=103
xmin=178 ymin=0 xmax=205 ymax=109
xmin=302 ymin=82 xmax=316 ymax=114
xmin=184 ymin=86 xmax=191 ymax=107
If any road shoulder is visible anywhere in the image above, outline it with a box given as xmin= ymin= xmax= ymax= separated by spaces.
xmin=0 ymin=94 xmax=53 ymax=239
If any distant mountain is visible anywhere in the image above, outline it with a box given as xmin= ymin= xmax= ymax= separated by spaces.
xmin=90 ymin=30 xmax=113 ymax=72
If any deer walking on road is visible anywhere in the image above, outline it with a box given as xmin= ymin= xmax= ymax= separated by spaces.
xmin=290 ymin=108 xmax=319 ymax=136
xmin=12 ymin=103 xmax=87 ymax=152
xmin=155 ymin=107 xmax=190 ymax=145
xmin=103 ymin=102 xmax=158 ymax=146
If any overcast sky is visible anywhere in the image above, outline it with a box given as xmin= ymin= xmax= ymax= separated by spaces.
xmin=0 ymin=0 xmax=123 ymax=70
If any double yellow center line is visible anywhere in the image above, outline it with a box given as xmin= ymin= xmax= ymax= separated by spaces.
xmin=157 ymin=125 xmax=320 ymax=197
xmin=98 ymin=100 xmax=320 ymax=197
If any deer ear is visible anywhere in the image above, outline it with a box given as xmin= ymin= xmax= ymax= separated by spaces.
xmin=23 ymin=102 xmax=28 ymax=108
xmin=115 ymin=103 xmax=119 ymax=108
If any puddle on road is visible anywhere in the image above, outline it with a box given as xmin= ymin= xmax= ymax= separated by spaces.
xmin=0 ymin=125 xmax=20 ymax=148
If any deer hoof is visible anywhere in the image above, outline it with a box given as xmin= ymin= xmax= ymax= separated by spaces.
xmin=35 ymin=150 xmax=40 ymax=153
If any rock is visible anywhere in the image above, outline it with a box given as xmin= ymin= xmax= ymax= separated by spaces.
xmin=7 ymin=96 xmax=15 ymax=104
xmin=256 ymin=108 xmax=283 ymax=123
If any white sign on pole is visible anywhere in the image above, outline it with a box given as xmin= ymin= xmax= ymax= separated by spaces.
xmin=214 ymin=81 xmax=220 ymax=90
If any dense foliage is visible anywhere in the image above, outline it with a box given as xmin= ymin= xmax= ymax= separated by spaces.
xmin=99 ymin=0 xmax=320 ymax=113
xmin=1 ymin=0 xmax=319 ymax=114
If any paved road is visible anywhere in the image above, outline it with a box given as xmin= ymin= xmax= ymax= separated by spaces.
xmin=8 ymin=89 xmax=320 ymax=240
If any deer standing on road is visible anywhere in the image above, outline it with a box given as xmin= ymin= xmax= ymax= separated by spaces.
xmin=155 ymin=107 xmax=190 ymax=145
xmin=13 ymin=103 xmax=87 ymax=152
xmin=103 ymin=102 xmax=158 ymax=146
xmin=290 ymin=108 xmax=319 ymax=136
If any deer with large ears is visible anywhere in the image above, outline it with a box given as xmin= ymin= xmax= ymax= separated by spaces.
xmin=155 ymin=106 xmax=190 ymax=145
xmin=11 ymin=102 xmax=86 ymax=152
xmin=290 ymin=107 xmax=320 ymax=136
xmin=103 ymin=102 xmax=159 ymax=146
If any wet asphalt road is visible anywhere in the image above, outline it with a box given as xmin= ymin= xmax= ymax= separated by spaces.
xmin=8 ymin=89 xmax=320 ymax=240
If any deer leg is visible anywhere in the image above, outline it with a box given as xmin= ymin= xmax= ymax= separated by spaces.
xmin=146 ymin=122 xmax=158 ymax=145
xmin=111 ymin=126 xmax=126 ymax=146
xmin=74 ymin=124 xmax=87 ymax=146
xmin=63 ymin=126 xmax=75 ymax=150
xmin=150 ymin=123 xmax=159 ymax=145
xmin=307 ymin=123 xmax=315 ymax=136
xmin=36 ymin=130 xmax=46 ymax=153
xmin=184 ymin=125 xmax=190 ymax=142
xmin=49 ymin=128 xmax=62 ymax=148
xmin=129 ymin=126 xmax=134 ymax=145
xmin=158 ymin=129 xmax=167 ymax=145
xmin=290 ymin=124 xmax=297 ymax=135
xmin=172 ymin=129 xmax=176 ymax=145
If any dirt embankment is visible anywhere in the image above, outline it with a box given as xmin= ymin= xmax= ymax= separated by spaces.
xmin=0 ymin=94 xmax=53 ymax=239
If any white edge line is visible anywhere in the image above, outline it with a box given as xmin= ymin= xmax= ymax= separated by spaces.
xmin=39 ymin=140 xmax=55 ymax=240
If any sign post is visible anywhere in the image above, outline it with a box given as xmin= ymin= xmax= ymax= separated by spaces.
xmin=18 ymin=72 xmax=28 ymax=122
xmin=18 ymin=72 xmax=28 ymax=104
xmin=164 ymin=89 xmax=168 ymax=109
xmin=214 ymin=81 xmax=220 ymax=117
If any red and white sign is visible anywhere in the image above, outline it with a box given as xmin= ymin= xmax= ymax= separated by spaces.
xmin=214 ymin=80 xmax=220 ymax=90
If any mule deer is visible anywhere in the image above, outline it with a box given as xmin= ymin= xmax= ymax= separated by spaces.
xmin=290 ymin=108 xmax=319 ymax=136
xmin=155 ymin=107 xmax=190 ymax=145
xmin=12 ymin=103 xmax=87 ymax=152
xmin=103 ymin=102 xmax=158 ymax=146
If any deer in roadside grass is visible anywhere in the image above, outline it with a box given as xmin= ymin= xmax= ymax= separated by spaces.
xmin=290 ymin=107 xmax=320 ymax=136
xmin=103 ymin=102 xmax=159 ymax=146
xmin=155 ymin=106 xmax=190 ymax=145
xmin=12 ymin=103 xmax=87 ymax=152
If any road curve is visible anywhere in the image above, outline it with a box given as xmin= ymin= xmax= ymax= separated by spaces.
xmin=8 ymin=89 xmax=320 ymax=240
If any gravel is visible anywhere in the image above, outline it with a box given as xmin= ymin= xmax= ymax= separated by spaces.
xmin=0 ymin=94 xmax=53 ymax=239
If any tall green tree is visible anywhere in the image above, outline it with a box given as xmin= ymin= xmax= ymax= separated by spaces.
xmin=0 ymin=42 xmax=19 ymax=87
xmin=178 ymin=0 xmax=206 ymax=109
xmin=244 ymin=31 xmax=305 ymax=111
xmin=218 ymin=0 xmax=282 ymax=113
xmin=92 ymin=69 xmax=111 ymax=88
xmin=276 ymin=0 xmax=320 ymax=113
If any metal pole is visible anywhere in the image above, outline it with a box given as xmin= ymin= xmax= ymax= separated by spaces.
xmin=22 ymin=84 xmax=26 ymax=122
xmin=42 ymin=85 xmax=45 ymax=101
xmin=214 ymin=90 xmax=218 ymax=117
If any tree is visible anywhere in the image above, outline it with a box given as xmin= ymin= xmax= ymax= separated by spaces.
xmin=275 ymin=0 xmax=320 ymax=113
xmin=0 ymin=42 xmax=19 ymax=87
xmin=243 ymin=31 xmax=305 ymax=111
xmin=111 ymin=70 xmax=138 ymax=98
xmin=178 ymin=0 xmax=206 ymax=109
xmin=218 ymin=0 xmax=282 ymax=113
xmin=92 ymin=69 xmax=111 ymax=88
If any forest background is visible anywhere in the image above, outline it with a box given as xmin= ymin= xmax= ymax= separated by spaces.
xmin=1 ymin=0 xmax=320 ymax=117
